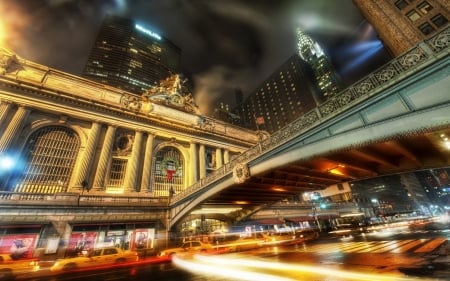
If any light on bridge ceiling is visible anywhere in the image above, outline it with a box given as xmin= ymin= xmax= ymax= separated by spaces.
xmin=327 ymin=164 xmax=345 ymax=175
xmin=191 ymin=207 xmax=242 ymax=214
xmin=233 ymin=201 xmax=249 ymax=205
xmin=440 ymin=133 xmax=450 ymax=149
xmin=272 ymin=187 xmax=286 ymax=192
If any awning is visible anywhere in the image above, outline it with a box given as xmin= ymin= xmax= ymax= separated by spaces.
xmin=316 ymin=214 xmax=339 ymax=219
xmin=284 ymin=216 xmax=315 ymax=223
xmin=285 ymin=214 xmax=339 ymax=222
xmin=243 ymin=219 xmax=285 ymax=225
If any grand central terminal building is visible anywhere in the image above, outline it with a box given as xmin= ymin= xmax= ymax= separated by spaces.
xmin=0 ymin=47 xmax=261 ymax=257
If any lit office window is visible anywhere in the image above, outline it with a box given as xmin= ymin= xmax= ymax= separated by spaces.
xmin=407 ymin=10 xmax=421 ymax=21
xmin=417 ymin=1 xmax=433 ymax=14
xmin=13 ymin=126 xmax=80 ymax=194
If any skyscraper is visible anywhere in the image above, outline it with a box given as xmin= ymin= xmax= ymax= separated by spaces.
xmin=234 ymin=54 xmax=321 ymax=133
xmin=295 ymin=28 xmax=341 ymax=100
xmin=353 ymin=0 xmax=449 ymax=56
xmin=82 ymin=15 xmax=182 ymax=95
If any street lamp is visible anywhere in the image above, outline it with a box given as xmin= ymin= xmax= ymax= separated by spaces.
xmin=78 ymin=180 xmax=89 ymax=206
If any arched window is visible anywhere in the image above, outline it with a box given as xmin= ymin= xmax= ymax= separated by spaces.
xmin=11 ymin=126 xmax=80 ymax=194
xmin=152 ymin=147 xmax=184 ymax=197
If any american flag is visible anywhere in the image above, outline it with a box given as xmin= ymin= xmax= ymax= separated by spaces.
xmin=255 ymin=116 xmax=265 ymax=125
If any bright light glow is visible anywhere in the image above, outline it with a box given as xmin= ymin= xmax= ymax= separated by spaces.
xmin=341 ymin=213 xmax=365 ymax=217
xmin=135 ymin=24 xmax=161 ymax=40
xmin=173 ymin=254 xmax=424 ymax=281
xmin=0 ymin=155 xmax=14 ymax=170
xmin=191 ymin=207 xmax=242 ymax=214
xmin=341 ymin=41 xmax=384 ymax=74
xmin=444 ymin=140 xmax=450 ymax=149
xmin=173 ymin=255 xmax=295 ymax=281
xmin=341 ymin=41 xmax=381 ymax=55
xmin=329 ymin=169 xmax=344 ymax=176
xmin=0 ymin=20 xmax=5 ymax=46
xmin=234 ymin=200 xmax=249 ymax=205
xmin=105 ymin=188 xmax=125 ymax=194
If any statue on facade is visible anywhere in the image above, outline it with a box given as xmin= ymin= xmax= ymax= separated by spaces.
xmin=142 ymin=74 xmax=201 ymax=114
xmin=0 ymin=47 xmax=21 ymax=75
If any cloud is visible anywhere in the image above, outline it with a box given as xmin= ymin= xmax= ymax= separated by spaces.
xmin=1 ymin=0 xmax=391 ymax=115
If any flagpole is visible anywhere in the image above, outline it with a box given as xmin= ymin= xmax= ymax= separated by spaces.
xmin=254 ymin=114 xmax=262 ymax=152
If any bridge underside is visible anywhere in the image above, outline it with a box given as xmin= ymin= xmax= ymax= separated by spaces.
xmin=171 ymin=37 xmax=449 ymax=226
xmin=198 ymin=127 xmax=450 ymax=215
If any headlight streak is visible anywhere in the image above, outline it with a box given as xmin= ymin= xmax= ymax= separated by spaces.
xmin=185 ymin=254 xmax=435 ymax=281
xmin=172 ymin=255 xmax=296 ymax=281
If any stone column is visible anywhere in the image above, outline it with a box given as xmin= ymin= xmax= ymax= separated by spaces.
xmin=93 ymin=125 xmax=116 ymax=191
xmin=0 ymin=105 xmax=30 ymax=153
xmin=0 ymin=101 xmax=12 ymax=132
xmin=124 ymin=131 xmax=143 ymax=192
xmin=140 ymin=133 xmax=154 ymax=192
xmin=199 ymin=144 xmax=206 ymax=179
xmin=73 ymin=122 xmax=101 ymax=190
xmin=189 ymin=142 xmax=198 ymax=185
xmin=223 ymin=149 xmax=230 ymax=164
xmin=215 ymin=147 xmax=223 ymax=169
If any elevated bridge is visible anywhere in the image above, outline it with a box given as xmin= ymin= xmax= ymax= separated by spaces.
xmin=169 ymin=28 xmax=450 ymax=228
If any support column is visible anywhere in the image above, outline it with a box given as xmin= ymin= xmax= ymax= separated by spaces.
xmin=0 ymin=105 xmax=30 ymax=153
xmin=199 ymin=144 xmax=206 ymax=179
xmin=124 ymin=131 xmax=143 ymax=192
xmin=215 ymin=147 xmax=223 ymax=169
xmin=189 ymin=142 xmax=198 ymax=185
xmin=73 ymin=122 xmax=101 ymax=190
xmin=223 ymin=149 xmax=230 ymax=164
xmin=93 ymin=125 xmax=116 ymax=191
xmin=140 ymin=133 xmax=154 ymax=192
xmin=0 ymin=101 xmax=13 ymax=132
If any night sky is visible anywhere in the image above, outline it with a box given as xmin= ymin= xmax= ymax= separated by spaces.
xmin=1 ymin=0 xmax=392 ymax=115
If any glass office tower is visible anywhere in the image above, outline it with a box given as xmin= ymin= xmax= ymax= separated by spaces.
xmin=82 ymin=15 xmax=182 ymax=95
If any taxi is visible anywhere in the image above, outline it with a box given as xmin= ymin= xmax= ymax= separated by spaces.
xmin=50 ymin=247 xmax=138 ymax=272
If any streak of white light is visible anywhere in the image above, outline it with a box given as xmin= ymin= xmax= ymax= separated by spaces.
xmin=172 ymin=255 xmax=296 ymax=281
xmin=191 ymin=254 xmax=434 ymax=281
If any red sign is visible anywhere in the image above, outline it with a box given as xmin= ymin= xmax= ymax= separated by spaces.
xmin=0 ymin=234 xmax=38 ymax=259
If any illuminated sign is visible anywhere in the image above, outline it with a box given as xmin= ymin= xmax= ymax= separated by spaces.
xmin=135 ymin=24 xmax=161 ymax=40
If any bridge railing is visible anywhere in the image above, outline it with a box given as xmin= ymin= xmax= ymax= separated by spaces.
xmin=171 ymin=25 xmax=450 ymax=205
xmin=0 ymin=191 xmax=168 ymax=207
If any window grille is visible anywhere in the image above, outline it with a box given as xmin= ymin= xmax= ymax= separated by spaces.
xmin=12 ymin=126 xmax=80 ymax=194
xmin=106 ymin=157 xmax=128 ymax=193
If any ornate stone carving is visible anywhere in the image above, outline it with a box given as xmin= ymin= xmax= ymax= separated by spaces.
xmin=121 ymin=95 xmax=142 ymax=111
xmin=233 ymin=162 xmax=250 ymax=184
xmin=398 ymin=48 xmax=427 ymax=69
xmin=428 ymin=28 xmax=450 ymax=52
xmin=114 ymin=133 xmax=134 ymax=156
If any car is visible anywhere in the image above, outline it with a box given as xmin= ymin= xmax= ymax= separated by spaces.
xmin=50 ymin=247 xmax=139 ymax=272
xmin=0 ymin=254 xmax=39 ymax=280
xmin=226 ymin=232 xmax=267 ymax=252
xmin=295 ymin=228 xmax=320 ymax=241
xmin=264 ymin=231 xmax=298 ymax=246
xmin=158 ymin=240 xmax=213 ymax=258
